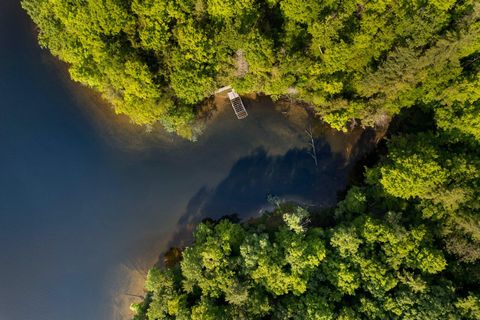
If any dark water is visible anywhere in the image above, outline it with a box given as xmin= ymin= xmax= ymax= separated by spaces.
xmin=0 ymin=2 xmax=372 ymax=319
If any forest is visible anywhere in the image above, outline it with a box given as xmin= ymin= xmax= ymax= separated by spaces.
xmin=130 ymin=98 xmax=480 ymax=319
xmin=22 ymin=0 xmax=480 ymax=139
xmin=21 ymin=0 xmax=480 ymax=319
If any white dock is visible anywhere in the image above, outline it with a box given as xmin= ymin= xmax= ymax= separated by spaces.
xmin=215 ymin=85 xmax=232 ymax=94
xmin=227 ymin=91 xmax=248 ymax=119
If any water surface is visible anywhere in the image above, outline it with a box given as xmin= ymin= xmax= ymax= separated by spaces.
xmin=0 ymin=2 xmax=371 ymax=319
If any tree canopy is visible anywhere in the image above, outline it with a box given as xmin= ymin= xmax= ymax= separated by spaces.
xmin=22 ymin=0 xmax=480 ymax=138
xmin=19 ymin=0 xmax=480 ymax=317
xmin=132 ymin=96 xmax=480 ymax=317
xmin=130 ymin=30 xmax=480 ymax=314
xmin=132 ymin=200 xmax=479 ymax=319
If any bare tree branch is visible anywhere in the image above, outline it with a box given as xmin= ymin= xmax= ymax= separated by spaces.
xmin=305 ymin=125 xmax=318 ymax=168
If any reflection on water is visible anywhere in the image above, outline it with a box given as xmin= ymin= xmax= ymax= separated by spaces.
xmin=181 ymin=146 xmax=342 ymax=223
xmin=0 ymin=2 xmax=378 ymax=320
xmin=160 ymin=125 xmax=379 ymax=263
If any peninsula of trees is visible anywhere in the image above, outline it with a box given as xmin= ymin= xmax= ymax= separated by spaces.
xmin=22 ymin=0 xmax=480 ymax=318
xmin=22 ymin=0 xmax=480 ymax=139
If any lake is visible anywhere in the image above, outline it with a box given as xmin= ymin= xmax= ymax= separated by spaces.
xmin=0 ymin=2 xmax=374 ymax=319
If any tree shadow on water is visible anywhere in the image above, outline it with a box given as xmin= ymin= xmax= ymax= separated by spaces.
xmin=167 ymin=141 xmax=350 ymax=249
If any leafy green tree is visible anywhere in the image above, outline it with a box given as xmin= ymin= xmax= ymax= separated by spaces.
xmin=22 ymin=0 xmax=480 ymax=138
xmin=133 ymin=202 xmax=476 ymax=319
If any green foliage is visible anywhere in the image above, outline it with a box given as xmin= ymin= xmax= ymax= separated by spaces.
xmin=335 ymin=186 xmax=367 ymax=219
xmin=143 ymin=268 xmax=190 ymax=319
xmin=133 ymin=78 xmax=480 ymax=316
xmin=282 ymin=206 xmax=310 ymax=233
xmin=378 ymin=134 xmax=449 ymax=200
xmin=371 ymin=128 xmax=480 ymax=264
xmin=436 ymin=102 xmax=480 ymax=141
xmin=456 ymin=294 xmax=480 ymax=320
xmin=133 ymin=197 xmax=478 ymax=319
xmin=22 ymin=0 xmax=480 ymax=137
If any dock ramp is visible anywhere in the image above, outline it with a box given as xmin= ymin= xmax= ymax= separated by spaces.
xmin=227 ymin=91 xmax=248 ymax=119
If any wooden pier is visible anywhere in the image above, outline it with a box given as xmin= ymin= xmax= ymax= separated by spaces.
xmin=227 ymin=90 xmax=248 ymax=119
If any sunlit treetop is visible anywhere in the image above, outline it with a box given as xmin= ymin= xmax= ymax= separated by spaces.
xmin=22 ymin=0 xmax=480 ymax=138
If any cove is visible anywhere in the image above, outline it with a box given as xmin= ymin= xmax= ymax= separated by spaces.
xmin=0 ymin=2 xmax=376 ymax=320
